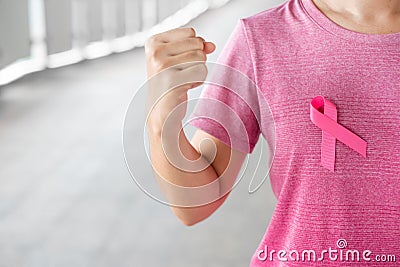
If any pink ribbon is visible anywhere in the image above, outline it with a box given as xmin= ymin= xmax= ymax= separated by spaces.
xmin=310 ymin=96 xmax=367 ymax=172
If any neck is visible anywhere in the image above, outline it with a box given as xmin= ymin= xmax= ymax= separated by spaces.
xmin=319 ymin=0 xmax=400 ymax=18
xmin=312 ymin=0 xmax=400 ymax=34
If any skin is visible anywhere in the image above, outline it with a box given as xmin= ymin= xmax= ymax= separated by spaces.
xmin=145 ymin=28 xmax=247 ymax=226
xmin=313 ymin=0 xmax=400 ymax=34
xmin=145 ymin=1 xmax=400 ymax=226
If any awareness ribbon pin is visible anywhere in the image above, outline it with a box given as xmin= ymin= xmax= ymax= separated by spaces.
xmin=310 ymin=96 xmax=367 ymax=172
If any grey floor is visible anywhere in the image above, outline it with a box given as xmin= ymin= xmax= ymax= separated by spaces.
xmin=0 ymin=1 xmax=283 ymax=266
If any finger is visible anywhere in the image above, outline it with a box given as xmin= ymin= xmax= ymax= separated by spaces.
xmin=152 ymin=27 xmax=196 ymax=43
xmin=166 ymin=37 xmax=205 ymax=56
xmin=204 ymin=42 xmax=216 ymax=54
xmin=171 ymin=60 xmax=206 ymax=72
xmin=167 ymin=50 xmax=207 ymax=69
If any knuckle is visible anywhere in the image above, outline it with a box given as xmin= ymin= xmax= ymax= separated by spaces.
xmin=145 ymin=40 xmax=159 ymax=56
xmin=150 ymin=45 xmax=163 ymax=58
xmin=146 ymin=44 xmax=166 ymax=60
xmin=187 ymin=27 xmax=196 ymax=36
xmin=194 ymin=37 xmax=204 ymax=49
xmin=146 ymin=35 xmax=158 ymax=47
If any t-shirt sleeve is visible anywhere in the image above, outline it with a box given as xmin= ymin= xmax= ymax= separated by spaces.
xmin=189 ymin=19 xmax=261 ymax=154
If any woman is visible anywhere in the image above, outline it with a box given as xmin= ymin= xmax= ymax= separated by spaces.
xmin=145 ymin=0 xmax=400 ymax=265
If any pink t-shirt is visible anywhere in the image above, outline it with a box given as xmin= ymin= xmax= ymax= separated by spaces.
xmin=190 ymin=0 xmax=400 ymax=266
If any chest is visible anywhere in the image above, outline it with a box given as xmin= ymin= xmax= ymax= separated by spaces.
xmin=256 ymin=46 xmax=400 ymax=174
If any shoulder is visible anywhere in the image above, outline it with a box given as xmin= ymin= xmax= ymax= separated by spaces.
xmin=240 ymin=0 xmax=307 ymax=40
xmin=242 ymin=0 xmax=290 ymax=25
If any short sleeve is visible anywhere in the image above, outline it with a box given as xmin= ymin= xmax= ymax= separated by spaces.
xmin=189 ymin=19 xmax=261 ymax=153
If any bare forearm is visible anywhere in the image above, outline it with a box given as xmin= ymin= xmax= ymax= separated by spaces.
xmin=144 ymin=28 xmax=238 ymax=226
xmin=149 ymin=126 xmax=218 ymax=187
xmin=148 ymin=127 xmax=226 ymax=225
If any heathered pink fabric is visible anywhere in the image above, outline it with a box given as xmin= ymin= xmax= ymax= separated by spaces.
xmin=190 ymin=0 xmax=400 ymax=266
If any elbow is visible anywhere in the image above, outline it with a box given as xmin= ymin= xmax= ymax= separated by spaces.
xmin=172 ymin=207 xmax=205 ymax=227
xmin=177 ymin=215 xmax=202 ymax=227
xmin=180 ymin=219 xmax=197 ymax=227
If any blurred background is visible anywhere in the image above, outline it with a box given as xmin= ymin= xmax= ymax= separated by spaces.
xmin=0 ymin=0 xmax=283 ymax=266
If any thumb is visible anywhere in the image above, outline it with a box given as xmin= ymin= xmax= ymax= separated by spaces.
xmin=203 ymin=41 xmax=216 ymax=54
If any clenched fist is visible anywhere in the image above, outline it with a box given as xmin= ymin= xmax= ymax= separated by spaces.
xmin=145 ymin=27 xmax=216 ymax=133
